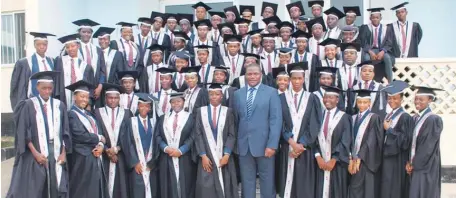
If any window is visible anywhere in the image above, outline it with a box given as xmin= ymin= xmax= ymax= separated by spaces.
xmin=1 ymin=12 xmax=25 ymax=65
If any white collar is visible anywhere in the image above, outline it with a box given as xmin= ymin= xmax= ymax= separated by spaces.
xmin=35 ymin=53 xmax=47 ymax=60
xmin=188 ymin=86 xmax=197 ymax=92
xmin=38 ymin=95 xmax=50 ymax=105
xmin=325 ymin=107 xmax=337 ymax=115
xmin=344 ymin=62 xmax=357 ymax=68
xmin=358 ymin=109 xmax=369 ymax=117
xmin=210 ymin=104 xmax=221 ymax=110
xmin=102 ymin=48 xmax=110 ymax=53
xmin=291 ymin=88 xmax=304 ymax=96
xmin=229 ymin=54 xmax=239 ymax=59
xmin=81 ymin=42 xmax=91 ymax=47
xmin=418 ymin=107 xmax=430 ymax=117
xmin=162 ymin=88 xmax=172 ymax=94
xmin=139 ymin=115 xmax=148 ymax=121
xmin=398 ymin=20 xmax=408 ymax=26
xmin=121 ymin=38 xmax=130 ymax=43
xmin=247 ymin=83 xmax=261 ymax=90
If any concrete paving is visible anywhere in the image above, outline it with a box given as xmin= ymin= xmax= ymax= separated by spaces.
xmin=1 ymin=157 xmax=455 ymax=198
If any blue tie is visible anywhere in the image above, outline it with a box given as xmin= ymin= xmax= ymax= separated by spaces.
xmin=246 ymin=87 xmax=255 ymax=119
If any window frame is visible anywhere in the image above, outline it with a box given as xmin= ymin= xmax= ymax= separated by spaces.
xmin=1 ymin=11 xmax=26 ymax=66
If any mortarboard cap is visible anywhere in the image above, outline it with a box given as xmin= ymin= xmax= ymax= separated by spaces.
xmin=292 ymin=30 xmax=312 ymax=40
xmin=180 ymin=66 xmax=201 ymax=76
xmin=272 ymin=67 xmax=289 ymax=79
xmin=235 ymin=18 xmax=252 ymax=26
xmin=224 ymin=6 xmax=240 ymax=18
xmin=172 ymin=31 xmax=191 ymax=41
xmin=240 ymin=5 xmax=255 ymax=16
xmin=103 ymin=83 xmax=126 ymax=94
xmin=381 ymin=80 xmax=409 ymax=96
xmin=194 ymin=44 xmax=214 ymax=52
xmin=169 ymin=92 xmax=186 ymax=101
xmin=316 ymin=67 xmax=338 ymax=76
xmin=261 ymin=33 xmax=279 ymax=40
xmin=340 ymin=42 xmax=361 ymax=52
xmin=247 ymin=29 xmax=264 ymax=37
xmin=352 ymin=89 xmax=376 ymax=99
xmin=308 ymin=1 xmax=324 ymax=8
xmin=263 ymin=16 xmax=282 ymax=27
xmin=217 ymin=22 xmax=237 ymax=34
xmin=178 ymin=13 xmax=194 ymax=26
xmin=72 ymin=19 xmax=100 ymax=29
xmin=192 ymin=2 xmax=212 ymax=11
xmin=287 ymin=62 xmax=309 ymax=74
xmin=147 ymin=44 xmax=166 ymax=54
xmin=174 ymin=51 xmax=193 ymax=60
xmin=412 ymin=86 xmax=444 ymax=100
xmin=319 ymin=38 xmax=341 ymax=48
xmin=278 ymin=47 xmax=294 ymax=55
xmin=324 ymin=7 xmax=346 ymax=19
xmin=342 ymin=25 xmax=357 ymax=32
xmin=93 ymin=27 xmax=115 ymax=38
xmin=298 ymin=16 xmax=311 ymax=22
xmin=242 ymin=52 xmax=263 ymax=60
xmin=58 ymin=34 xmax=80 ymax=45
xmin=367 ymin=7 xmax=385 ymax=14
xmin=156 ymin=67 xmax=176 ymax=76
xmin=164 ymin=13 xmax=178 ymax=22
xmin=194 ymin=19 xmax=211 ymax=29
xmin=391 ymin=2 xmax=409 ymax=11
xmin=343 ymin=6 xmax=362 ymax=16
xmin=261 ymin=2 xmax=278 ymax=16
xmin=322 ymin=85 xmax=343 ymax=96
xmin=117 ymin=71 xmax=139 ymax=81
xmin=223 ymin=34 xmax=242 ymax=44
xmin=286 ymin=2 xmax=305 ymax=16
xmin=65 ymin=80 xmax=95 ymax=94
xmin=30 ymin=71 xmax=60 ymax=83
xmin=138 ymin=17 xmax=153 ymax=26
xmin=277 ymin=21 xmax=295 ymax=31
xmin=357 ymin=60 xmax=381 ymax=69
xmin=306 ymin=17 xmax=327 ymax=32
xmin=135 ymin=93 xmax=156 ymax=103
xmin=116 ymin=22 xmax=136 ymax=29
xmin=214 ymin=65 xmax=230 ymax=72
xmin=151 ymin=11 xmax=165 ymax=22
xmin=209 ymin=11 xmax=226 ymax=19
xmin=207 ymin=83 xmax=224 ymax=91
xmin=28 ymin=32 xmax=56 ymax=41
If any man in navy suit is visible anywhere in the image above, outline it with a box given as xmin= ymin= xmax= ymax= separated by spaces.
xmin=232 ymin=63 xmax=282 ymax=198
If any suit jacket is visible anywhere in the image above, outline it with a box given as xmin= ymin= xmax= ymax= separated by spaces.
xmin=232 ymin=83 xmax=282 ymax=157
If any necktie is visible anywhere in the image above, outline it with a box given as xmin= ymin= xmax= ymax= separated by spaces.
xmin=327 ymin=29 xmax=332 ymax=39
xmin=294 ymin=93 xmax=299 ymax=110
xmin=178 ymin=74 xmax=183 ymax=88
xmin=415 ymin=115 xmax=420 ymax=124
xmin=127 ymin=41 xmax=134 ymax=67
xmin=267 ymin=54 xmax=272 ymax=73
xmin=330 ymin=60 xmax=334 ymax=67
xmin=212 ymin=106 xmax=217 ymax=127
xmin=348 ymin=68 xmax=353 ymax=89
xmin=173 ymin=113 xmax=179 ymax=133
xmin=170 ymin=33 xmax=174 ymax=43
xmin=142 ymin=37 xmax=147 ymax=48
xmin=128 ymin=95 xmax=132 ymax=108
xmin=364 ymin=81 xmax=369 ymax=89
xmin=300 ymin=55 xmax=303 ymax=62
xmin=143 ymin=119 xmax=148 ymax=132
xmin=317 ymin=42 xmax=321 ymax=57
xmin=43 ymin=103 xmax=48 ymax=117
xmin=373 ymin=27 xmax=378 ymax=48
xmin=71 ymin=59 xmax=77 ymax=83
xmin=87 ymin=113 xmax=98 ymax=134
xmin=401 ymin=24 xmax=407 ymax=57
xmin=386 ymin=111 xmax=393 ymax=120
xmin=154 ymin=33 xmax=158 ymax=40
xmin=214 ymin=30 xmax=218 ymax=41
xmin=85 ymin=45 xmax=92 ymax=65
xmin=162 ymin=93 xmax=168 ymax=113
xmin=155 ymin=67 xmax=160 ymax=93
xmin=323 ymin=111 xmax=331 ymax=138
xmin=42 ymin=59 xmax=48 ymax=71
xmin=201 ymin=66 xmax=206 ymax=82
xmin=246 ymin=87 xmax=255 ymax=119
xmin=111 ymin=108 xmax=115 ymax=130
xmin=231 ymin=57 xmax=236 ymax=75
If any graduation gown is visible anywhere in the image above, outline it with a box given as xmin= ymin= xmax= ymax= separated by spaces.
xmin=222 ymin=54 xmax=245 ymax=84
xmin=94 ymin=107 xmax=130 ymax=198
xmin=194 ymin=106 xmax=239 ymax=198
xmin=351 ymin=81 xmax=388 ymax=118
xmin=54 ymin=55 xmax=95 ymax=109
xmin=277 ymin=91 xmax=322 ymax=198
xmin=348 ymin=111 xmax=383 ymax=198
xmin=221 ymin=85 xmax=237 ymax=108
xmin=135 ymin=33 xmax=152 ymax=59
xmin=308 ymin=37 xmax=325 ymax=60
xmin=103 ymin=48 xmax=125 ymax=84
xmin=9 ymin=54 xmax=56 ymax=110
xmin=125 ymin=116 xmax=160 ymax=198
xmin=315 ymin=110 xmax=352 ymax=198
xmin=409 ymin=109 xmax=443 ymax=198
xmin=197 ymin=64 xmax=216 ymax=85
xmin=7 ymin=98 xmax=71 ymax=198
xmin=154 ymin=111 xmax=196 ymax=198
xmin=183 ymin=86 xmax=209 ymax=114
xmin=110 ymin=39 xmax=142 ymax=71
xmin=78 ymin=43 xmax=107 ymax=86
xmin=167 ymin=49 xmax=195 ymax=69
xmin=153 ymin=89 xmax=176 ymax=117
xmin=138 ymin=63 xmax=166 ymax=94
xmin=291 ymin=50 xmax=322 ymax=92
xmin=68 ymin=106 xmax=108 ymax=198
xmin=388 ymin=21 xmax=423 ymax=58
xmin=381 ymin=108 xmax=414 ymax=198
xmin=120 ymin=93 xmax=140 ymax=116
xmin=171 ymin=72 xmax=188 ymax=92
xmin=192 ymin=40 xmax=222 ymax=66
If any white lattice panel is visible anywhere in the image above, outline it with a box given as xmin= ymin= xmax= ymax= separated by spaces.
xmin=394 ymin=58 xmax=456 ymax=114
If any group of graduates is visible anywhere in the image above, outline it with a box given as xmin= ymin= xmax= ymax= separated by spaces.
xmin=7 ymin=1 xmax=442 ymax=198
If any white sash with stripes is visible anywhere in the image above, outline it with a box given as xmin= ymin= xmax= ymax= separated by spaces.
xmin=393 ymin=21 xmax=414 ymax=58
xmin=352 ymin=113 xmax=373 ymax=156
xmin=410 ymin=112 xmax=433 ymax=162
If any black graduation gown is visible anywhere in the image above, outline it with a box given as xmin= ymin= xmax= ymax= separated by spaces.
xmin=105 ymin=49 xmax=125 ymax=85
xmin=388 ymin=22 xmax=423 ymax=58
xmin=221 ymin=86 xmax=237 ymax=108
xmin=409 ymin=113 xmax=443 ymax=198
xmin=171 ymin=73 xmax=188 ymax=92
xmin=68 ymin=108 xmax=108 ymax=198
xmin=109 ymin=40 xmax=143 ymax=72
xmin=348 ymin=112 xmax=383 ymax=198
xmin=7 ymin=99 xmax=71 ymax=198
xmin=349 ymin=82 xmax=387 ymax=119
xmin=276 ymin=93 xmax=322 ymax=198
xmin=183 ymin=87 xmax=209 ymax=114
xmin=138 ymin=63 xmax=164 ymax=93
xmin=154 ymin=114 xmax=197 ymax=198
xmin=381 ymin=111 xmax=414 ymax=198
xmin=315 ymin=112 xmax=352 ymax=198
xmin=94 ymin=108 xmax=131 ymax=198
xmin=194 ymin=107 xmax=239 ymax=198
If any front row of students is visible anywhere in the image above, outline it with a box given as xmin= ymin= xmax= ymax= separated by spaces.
xmin=7 ymin=68 xmax=443 ymax=198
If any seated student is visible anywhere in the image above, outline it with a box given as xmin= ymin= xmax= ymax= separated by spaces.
xmin=319 ymin=38 xmax=343 ymax=67
xmin=125 ymin=93 xmax=160 ymax=198
xmin=117 ymin=71 xmax=140 ymax=116
xmin=315 ymin=86 xmax=352 ymax=198
xmin=171 ymin=51 xmax=192 ymax=92
xmin=272 ymin=67 xmax=290 ymax=94
xmin=291 ymin=30 xmax=321 ymax=92
xmin=314 ymin=67 xmax=345 ymax=111
xmin=348 ymin=89 xmax=383 ymax=198
xmin=222 ymin=34 xmax=244 ymax=83
xmin=231 ymin=53 xmax=268 ymax=89
xmin=139 ymin=44 xmax=167 ymax=94
xmin=246 ymin=29 xmax=264 ymax=55
xmin=153 ymin=68 xmax=177 ymax=117
xmin=194 ymin=83 xmax=239 ymax=198
xmin=277 ymin=47 xmax=294 ymax=68
xmin=194 ymin=44 xmax=217 ymax=84
xmin=180 ymin=66 xmax=209 ymax=113
xmin=155 ymin=92 xmax=196 ymax=198
xmin=276 ymin=21 xmax=296 ymax=49
xmin=350 ymin=61 xmax=388 ymax=118
xmin=167 ymin=31 xmax=192 ymax=68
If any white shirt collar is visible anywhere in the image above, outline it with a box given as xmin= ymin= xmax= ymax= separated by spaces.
xmin=210 ymin=104 xmax=221 ymax=109
xmin=418 ymin=107 xmax=429 ymax=117
xmin=398 ymin=20 xmax=408 ymax=26
xmin=247 ymin=83 xmax=261 ymax=90
xmin=358 ymin=109 xmax=368 ymax=117
xmin=188 ymin=86 xmax=197 ymax=93
xmin=38 ymin=95 xmax=50 ymax=105
xmin=291 ymin=88 xmax=304 ymax=96
xmin=325 ymin=107 xmax=337 ymax=115
xmin=229 ymin=54 xmax=239 ymax=60
xmin=139 ymin=115 xmax=148 ymax=121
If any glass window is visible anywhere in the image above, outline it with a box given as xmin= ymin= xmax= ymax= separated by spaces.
xmin=1 ymin=12 xmax=26 ymax=65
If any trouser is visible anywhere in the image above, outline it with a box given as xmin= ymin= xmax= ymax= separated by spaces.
xmin=363 ymin=49 xmax=393 ymax=82
xmin=43 ymin=141 xmax=58 ymax=198
xmin=239 ymin=150 xmax=276 ymax=198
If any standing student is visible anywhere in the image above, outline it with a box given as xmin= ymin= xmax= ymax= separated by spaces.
xmin=291 ymin=30 xmax=321 ymax=92
xmin=139 ymin=44 xmax=167 ymax=94
xmin=224 ymin=6 xmax=240 ymax=24
xmin=308 ymin=1 xmax=325 ymax=18
xmin=93 ymin=27 xmax=125 ymax=85
xmin=194 ymin=83 xmax=239 ymax=198
xmin=155 ymin=92 xmax=196 ymax=198
xmin=7 ymin=71 xmax=71 ymax=198
xmin=323 ymin=7 xmax=345 ymax=40
xmin=10 ymin=32 xmax=57 ymax=110
xmin=111 ymin=22 xmax=142 ymax=71
xmin=380 ymin=81 xmax=414 ymax=198
xmin=246 ymin=29 xmax=264 ymax=55
xmin=251 ymin=2 xmax=278 ymax=30
xmin=240 ymin=5 xmax=255 ymax=30
xmin=193 ymin=1 xmax=211 ymax=21
xmin=276 ymin=22 xmax=296 ymax=49
xmin=277 ymin=47 xmax=294 ymax=68
xmin=222 ymin=34 xmax=244 ymax=83
xmin=276 ymin=62 xmax=322 ymax=198
xmin=286 ymin=1 xmax=305 ymax=30
xmin=164 ymin=13 xmax=179 ymax=51
xmin=208 ymin=11 xmax=225 ymax=43
xmin=348 ymin=89 xmax=383 ymax=198
xmin=315 ymin=86 xmax=352 ymax=198
xmin=171 ymin=51 xmax=192 ymax=92
xmin=150 ymin=12 xmax=172 ymax=53
xmin=306 ymin=17 xmax=327 ymax=60
xmin=178 ymin=13 xmax=196 ymax=48
xmin=152 ymin=68 xmax=177 ymax=117
xmin=212 ymin=66 xmax=237 ymax=107
xmin=339 ymin=42 xmax=361 ymax=115
xmin=407 ymin=86 xmax=443 ymax=198
xmin=389 ymin=2 xmax=423 ymax=58
xmin=117 ymin=71 xmax=140 ymax=115
xmin=260 ymin=33 xmax=278 ymax=75
xmin=194 ymin=44 xmax=217 ymax=84
xmin=180 ymin=66 xmax=209 ymax=113
xmin=262 ymin=16 xmax=281 ymax=35
xmin=272 ymin=67 xmax=289 ymax=94
xmin=319 ymin=38 xmax=343 ymax=67
xmin=236 ymin=18 xmax=252 ymax=53
xmin=135 ymin=17 xmax=153 ymax=61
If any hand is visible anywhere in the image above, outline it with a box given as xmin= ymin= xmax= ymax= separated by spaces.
xmin=290 ymin=142 xmax=305 ymax=154
xmin=92 ymin=146 xmax=103 ymax=158
xmin=135 ymin=163 xmax=143 ymax=175
xmin=406 ymin=161 xmax=413 ymax=175
xmin=354 ymin=158 xmax=361 ymax=174
xmin=33 ymin=152 xmax=48 ymax=166
xmin=170 ymin=149 xmax=182 ymax=158
xmin=100 ymin=136 xmax=106 ymax=144
xmin=316 ymin=156 xmax=327 ymax=171
xmin=383 ymin=119 xmax=392 ymax=130
xmin=369 ymin=51 xmax=377 ymax=60
xmin=57 ymin=152 xmax=66 ymax=165
xmin=94 ymin=84 xmax=102 ymax=99
xmin=264 ymin=148 xmax=276 ymax=158
xmin=348 ymin=159 xmax=354 ymax=175
xmin=105 ymin=147 xmax=114 ymax=157
xmin=165 ymin=147 xmax=175 ymax=155
xmin=326 ymin=158 xmax=337 ymax=171
xmin=377 ymin=51 xmax=385 ymax=60
xmin=201 ymin=155 xmax=212 ymax=172
xmin=109 ymin=154 xmax=118 ymax=163
xmin=219 ymin=155 xmax=230 ymax=167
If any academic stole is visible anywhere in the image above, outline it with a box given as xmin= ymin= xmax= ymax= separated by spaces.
xmin=313 ymin=89 xmax=325 ymax=112
xmin=239 ymin=76 xmax=246 ymax=88
xmin=352 ymin=112 xmax=373 ymax=157
xmin=200 ymin=106 xmax=227 ymax=195
xmin=184 ymin=87 xmax=200 ymax=112
xmin=352 ymin=82 xmax=383 ymax=110
xmin=131 ymin=116 xmax=155 ymax=198
xmin=410 ymin=109 xmax=433 ymax=162
xmin=31 ymin=97 xmax=63 ymax=188
xmin=29 ymin=54 xmax=54 ymax=97
xmin=99 ymin=107 xmax=125 ymax=198
xmin=283 ymin=90 xmax=309 ymax=198
xmin=384 ymin=108 xmax=405 ymax=143
xmin=293 ymin=51 xmax=312 ymax=91
xmin=163 ymin=111 xmax=190 ymax=183
xmin=120 ymin=94 xmax=138 ymax=115
xmin=63 ymin=57 xmax=85 ymax=110
xmin=105 ymin=48 xmax=117 ymax=82
xmin=393 ymin=21 xmax=413 ymax=57
xmin=317 ymin=110 xmax=344 ymax=198
xmin=78 ymin=45 xmax=98 ymax=77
